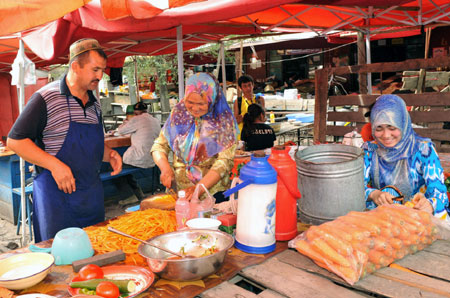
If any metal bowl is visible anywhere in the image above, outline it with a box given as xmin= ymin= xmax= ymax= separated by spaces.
xmin=137 ymin=229 xmax=234 ymax=281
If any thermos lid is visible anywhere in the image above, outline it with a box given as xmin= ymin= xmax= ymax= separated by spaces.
xmin=240 ymin=153 xmax=277 ymax=185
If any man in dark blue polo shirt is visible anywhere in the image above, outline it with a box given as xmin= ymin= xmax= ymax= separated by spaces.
xmin=7 ymin=38 xmax=122 ymax=242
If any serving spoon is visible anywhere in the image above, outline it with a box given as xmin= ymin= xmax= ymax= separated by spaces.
xmin=107 ymin=226 xmax=185 ymax=258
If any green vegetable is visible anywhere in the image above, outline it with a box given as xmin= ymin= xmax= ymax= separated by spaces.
xmin=70 ymin=279 xmax=136 ymax=293
xmin=79 ymin=288 xmax=96 ymax=295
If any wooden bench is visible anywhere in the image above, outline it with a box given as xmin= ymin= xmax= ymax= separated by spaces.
xmin=314 ymin=56 xmax=450 ymax=152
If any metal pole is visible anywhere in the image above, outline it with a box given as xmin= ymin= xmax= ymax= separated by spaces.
xmin=365 ymin=32 xmax=372 ymax=95
xmin=220 ymin=42 xmax=227 ymax=98
xmin=176 ymin=25 xmax=184 ymax=100
xmin=18 ymin=39 xmax=27 ymax=245
xmin=134 ymin=56 xmax=139 ymax=102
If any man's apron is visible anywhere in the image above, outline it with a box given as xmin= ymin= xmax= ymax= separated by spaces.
xmin=33 ymin=96 xmax=104 ymax=242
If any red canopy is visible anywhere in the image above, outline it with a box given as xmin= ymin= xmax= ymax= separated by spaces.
xmin=0 ymin=0 xmax=203 ymax=36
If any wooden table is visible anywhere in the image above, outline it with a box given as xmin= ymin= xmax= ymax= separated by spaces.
xmin=104 ymin=135 xmax=131 ymax=148
xmin=4 ymin=238 xmax=449 ymax=297
xmin=276 ymin=122 xmax=313 ymax=146
xmin=202 ymin=240 xmax=450 ymax=297
xmin=2 ymin=241 xmax=288 ymax=298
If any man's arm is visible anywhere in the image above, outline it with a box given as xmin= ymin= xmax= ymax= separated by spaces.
xmin=7 ymin=138 xmax=76 ymax=194
xmin=103 ymin=144 xmax=122 ymax=175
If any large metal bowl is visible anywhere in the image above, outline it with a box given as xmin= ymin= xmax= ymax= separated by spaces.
xmin=137 ymin=229 xmax=234 ymax=281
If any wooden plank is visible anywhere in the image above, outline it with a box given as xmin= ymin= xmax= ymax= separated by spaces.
xmin=372 ymin=267 xmax=450 ymax=298
xmin=241 ymin=253 xmax=364 ymax=298
xmin=415 ymin=129 xmax=450 ymax=142
xmin=328 ymin=111 xmax=366 ymax=122
xmin=330 ymin=56 xmax=450 ymax=76
xmin=423 ymin=240 xmax=450 ymax=257
xmin=258 ymin=289 xmax=286 ymax=298
xmin=278 ymin=249 xmax=449 ymax=298
xmin=391 ymin=93 xmax=450 ymax=107
xmin=202 ymin=281 xmax=258 ymax=298
xmin=410 ymin=110 xmax=450 ymax=123
xmin=314 ymin=68 xmax=329 ymax=144
xmin=329 ymin=95 xmax=378 ymax=107
xmin=395 ymin=250 xmax=450 ymax=282
xmin=327 ymin=110 xmax=450 ymax=123
xmin=326 ymin=125 xmax=358 ymax=137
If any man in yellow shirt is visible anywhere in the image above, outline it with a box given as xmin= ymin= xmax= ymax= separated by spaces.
xmin=233 ymin=75 xmax=265 ymax=140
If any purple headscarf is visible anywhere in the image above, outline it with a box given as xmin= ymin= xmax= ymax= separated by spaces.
xmin=162 ymin=72 xmax=238 ymax=183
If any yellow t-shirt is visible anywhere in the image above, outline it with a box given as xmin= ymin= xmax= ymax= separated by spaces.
xmin=238 ymin=95 xmax=258 ymax=140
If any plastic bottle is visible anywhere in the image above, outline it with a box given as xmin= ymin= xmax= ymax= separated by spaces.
xmin=175 ymin=190 xmax=190 ymax=230
xmin=270 ymin=112 xmax=275 ymax=123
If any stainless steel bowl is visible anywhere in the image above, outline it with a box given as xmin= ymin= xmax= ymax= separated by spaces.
xmin=137 ymin=229 xmax=234 ymax=281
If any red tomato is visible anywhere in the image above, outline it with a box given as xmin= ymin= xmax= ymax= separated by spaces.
xmin=79 ymin=264 xmax=104 ymax=280
xmin=96 ymin=281 xmax=120 ymax=298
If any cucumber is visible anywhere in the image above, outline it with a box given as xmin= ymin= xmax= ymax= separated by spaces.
xmin=70 ymin=279 xmax=136 ymax=293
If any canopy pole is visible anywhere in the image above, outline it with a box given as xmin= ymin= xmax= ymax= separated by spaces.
xmin=134 ymin=56 xmax=139 ymax=102
xmin=365 ymin=32 xmax=372 ymax=95
xmin=177 ymin=25 xmax=184 ymax=100
xmin=18 ymin=39 xmax=27 ymax=246
xmin=220 ymin=42 xmax=227 ymax=98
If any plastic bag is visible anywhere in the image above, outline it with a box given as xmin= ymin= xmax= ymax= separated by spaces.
xmin=190 ymin=184 xmax=216 ymax=218
xmin=288 ymin=205 xmax=440 ymax=285
xmin=140 ymin=193 xmax=176 ymax=210
xmin=342 ymin=130 xmax=363 ymax=148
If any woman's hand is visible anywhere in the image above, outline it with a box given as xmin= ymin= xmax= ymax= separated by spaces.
xmin=184 ymin=185 xmax=197 ymax=201
xmin=370 ymin=190 xmax=394 ymax=206
xmin=413 ymin=193 xmax=434 ymax=214
xmin=160 ymin=168 xmax=175 ymax=189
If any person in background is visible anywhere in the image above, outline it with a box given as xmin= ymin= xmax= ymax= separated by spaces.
xmin=125 ymin=104 xmax=135 ymax=121
xmin=241 ymin=104 xmax=276 ymax=152
xmin=117 ymin=101 xmax=161 ymax=204
xmin=152 ymin=72 xmax=238 ymax=203
xmin=363 ymin=94 xmax=449 ymax=220
xmin=7 ymin=38 xmax=122 ymax=242
xmin=234 ymin=74 xmax=265 ymax=140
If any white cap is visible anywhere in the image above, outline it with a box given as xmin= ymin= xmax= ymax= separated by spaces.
xmin=178 ymin=190 xmax=186 ymax=198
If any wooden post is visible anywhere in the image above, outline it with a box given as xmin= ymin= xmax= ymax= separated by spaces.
xmin=314 ymin=68 xmax=329 ymax=144
xmin=357 ymin=32 xmax=368 ymax=94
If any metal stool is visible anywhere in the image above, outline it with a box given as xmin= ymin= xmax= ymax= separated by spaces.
xmin=12 ymin=185 xmax=33 ymax=241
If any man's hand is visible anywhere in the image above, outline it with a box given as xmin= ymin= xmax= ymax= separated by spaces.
xmin=50 ymin=161 xmax=76 ymax=194
xmin=109 ymin=150 xmax=122 ymax=175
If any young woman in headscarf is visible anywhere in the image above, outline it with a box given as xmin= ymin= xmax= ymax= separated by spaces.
xmin=363 ymin=94 xmax=449 ymax=220
xmin=151 ymin=73 xmax=238 ymax=203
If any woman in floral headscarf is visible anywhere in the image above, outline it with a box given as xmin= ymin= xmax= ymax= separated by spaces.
xmin=151 ymin=72 xmax=238 ymax=202
xmin=363 ymin=94 xmax=449 ymax=220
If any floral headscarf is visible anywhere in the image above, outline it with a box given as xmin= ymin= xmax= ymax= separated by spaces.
xmin=369 ymin=94 xmax=431 ymax=198
xmin=162 ymin=72 xmax=238 ymax=183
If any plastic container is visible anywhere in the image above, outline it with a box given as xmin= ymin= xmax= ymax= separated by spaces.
xmin=186 ymin=218 xmax=221 ymax=230
xmin=268 ymin=146 xmax=301 ymax=241
xmin=234 ymin=153 xmax=278 ymax=254
xmin=175 ymin=190 xmax=190 ymax=230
